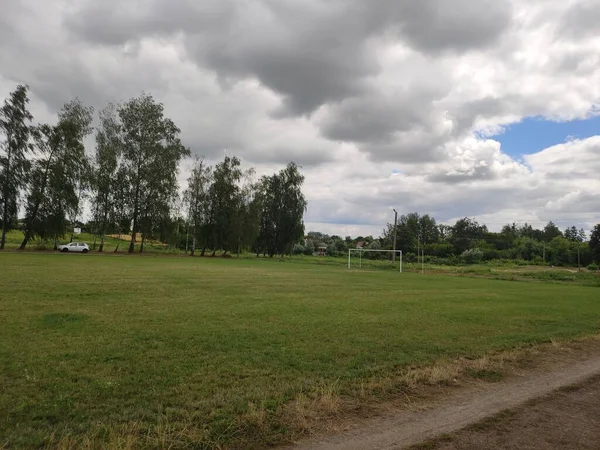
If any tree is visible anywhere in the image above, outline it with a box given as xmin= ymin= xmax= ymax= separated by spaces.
xmin=590 ymin=224 xmax=600 ymax=263
xmin=118 ymin=93 xmax=189 ymax=253
xmin=258 ymin=162 xmax=307 ymax=257
xmin=498 ymin=223 xmax=519 ymax=249
xmin=383 ymin=212 xmax=440 ymax=254
xmin=111 ymin=167 xmax=130 ymax=252
xmin=91 ymin=104 xmax=121 ymax=252
xmin=564 ymin=225 xmax=583 ymax=242
xmin=183 ymin=157 xmax=212 ymax=256
xmin=207 ymin=155 xmax=244 ymax=255
xmin=20 ymin=99 xmax=93 ymax=249
xmin=234 ymin=168 xmax=261 ymax=256
xmin=543 ymin=221 xmax=562 ymax=242
xmin=449 ymin=217 xmax=487 ymax=254
xmin=0 ymin=85 xmax=33 ymax=249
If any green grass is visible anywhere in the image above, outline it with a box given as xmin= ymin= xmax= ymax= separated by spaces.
xmin=1 ymin=253 xmax=599 ymax=448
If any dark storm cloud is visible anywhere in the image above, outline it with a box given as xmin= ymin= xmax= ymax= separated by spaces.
xmin=320 ymin=90 xmax=439 ymax=144
xmin=393 ymin=0 xmax=512 ymax=54
xmin=558 ymin=0 xmax=600 ymax=38
xmin=426 ymin=164 xmax=497 ymax=184
xmin=64 ymin=0 xmax=513 ymax=117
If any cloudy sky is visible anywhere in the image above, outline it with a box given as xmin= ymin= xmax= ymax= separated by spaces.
xmin=1 ymin=0 xmax=599 ymax=237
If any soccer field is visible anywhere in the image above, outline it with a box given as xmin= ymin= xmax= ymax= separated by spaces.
xmin=1 ymin=253 xmax=599 ymax=448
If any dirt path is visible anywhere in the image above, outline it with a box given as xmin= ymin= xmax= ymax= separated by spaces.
xmin=422 ymin=375 xmax=600 ymax=449
xmin=287 ymin=350 xmax=600 ymax=450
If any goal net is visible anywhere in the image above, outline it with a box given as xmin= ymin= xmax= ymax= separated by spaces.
xmin=348 ymin=249 xmax=403 ymax=272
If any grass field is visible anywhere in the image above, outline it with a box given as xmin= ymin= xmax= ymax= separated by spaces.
xmin=1 ymin=253 xmax=600 ymax=448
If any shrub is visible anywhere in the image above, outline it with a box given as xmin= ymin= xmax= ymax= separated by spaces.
xmin=304 ymin=241 xmax=315 ymax=256
xmin=588 ymin=263 xmax=599 ymax=271
xmin=293 ymin=244 xmax=305 ymax=255
xmin=326 ymin=244 xmax=338 ymax=257
xmin=460 ymin=248 xmax=484 ymax=264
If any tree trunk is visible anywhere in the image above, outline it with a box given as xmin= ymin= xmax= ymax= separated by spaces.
xmin=128 ymin=229 xmax=136 ymax=253
xmin=0 ymin=227 xmax=7 ymax=250
xmin=53 ymin=236 xmax=58 ymax=251
xmin=114 ymin=230 xmax=121 ymax=253
xmin=99 ymin=234 xmax=105 ymax=252
xmin=201 ymin=237 xmax=207 ymax=257
xmin=0 ymin=199 xmax=8 ymax=251
xmin=140 ymin=234 xmax=145 ymax=253
xmin=0 ymin=131 xmax=13 ymax=250
xmin=93 ymin=234 xmax=97 ymax=250
xmin=185 ymin=222 xmax=189 ymax=255
xmin=191 ymin=236 xmax=196 ymax=256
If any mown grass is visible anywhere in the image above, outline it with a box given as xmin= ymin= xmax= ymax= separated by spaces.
xmin=1 ymin=253 xmax=600 ymax=448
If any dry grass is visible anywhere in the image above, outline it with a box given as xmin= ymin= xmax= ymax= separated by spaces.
xmin=18 ymin=336 xmax=600 ymax=450
xmin=270 ymin=335 xmax=600 ymax=441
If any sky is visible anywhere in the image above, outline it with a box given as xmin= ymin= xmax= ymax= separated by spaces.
xmin=1 ymin=0 xmax=599 ymax=238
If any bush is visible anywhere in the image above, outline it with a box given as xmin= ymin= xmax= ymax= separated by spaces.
xmin=588 ymin=263 xmax=599 ymax=271
xmin=326 ymin=244 xmax=338 ymax=257
xmin=293 ymin=244 xmax=305 ymax=255
xmin=461 ymin=248 xmax=484 ymax=264
xmin=304 ymin=241 xmax=315 ymax=256
xmin=32 ymin=239 xmax=51 ymax=251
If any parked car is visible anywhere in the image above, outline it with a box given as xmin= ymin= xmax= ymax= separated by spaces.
xmin=57 ymin=242 xmax=89 ymax=253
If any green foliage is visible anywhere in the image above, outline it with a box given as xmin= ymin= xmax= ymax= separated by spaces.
xmin=543 ymin=221 xmax=563 ymax=242
xmin=21 ymin=99 xmax=94 ymax=249
xmin=325 ymin=243 xmax=337 ymax=257
xmin=119 ymin=93 xmax=190 ymax=253
xmin=588 ymin=263 xmax=599 ymax=271
xmin=292 ymin=243 xmax=305 ymax=255
xmin=257 ymin=162 xmax=307 ymax=257
xmin=590 ymin=224 xmax=600 ymax=263
xmin=0 ymin=85 xmax=33 ymax=250
xmin=382 ymin=212 xmax=439 ymax=254
xmin=461 ymin=248 xmax=484 ymax=264
xmin=91 ymin=104 xmax=122 ymax=252
xmin=304 ymin=239 xmax=315 ymax=255
xmin=450 ymin=217 xmax=488 ymax=254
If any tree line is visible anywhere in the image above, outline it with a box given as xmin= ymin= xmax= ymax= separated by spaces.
xmin=0 ymin=85 xmax=306 ymax=255
xmin=303 ymin=215 xmax=600 ymax=267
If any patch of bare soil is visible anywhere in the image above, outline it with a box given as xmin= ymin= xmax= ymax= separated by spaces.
xmin=284 ymin=339 xmax=600 ymax=450
xmin=418 ymin=375 xmax=600 ymax=450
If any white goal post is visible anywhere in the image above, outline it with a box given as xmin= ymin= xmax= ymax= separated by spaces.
xmin=348 ymin=249 xmax=403 ymax=272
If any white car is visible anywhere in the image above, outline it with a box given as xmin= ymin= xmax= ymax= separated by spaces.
xmin=58 ymin=242 xmax=89 ymax=253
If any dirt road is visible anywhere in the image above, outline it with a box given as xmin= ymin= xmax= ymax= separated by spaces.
xmin=422 ymin=375 xmax=600 ymax=449
xmin=287 ymin=348 xmax=600 ymax=450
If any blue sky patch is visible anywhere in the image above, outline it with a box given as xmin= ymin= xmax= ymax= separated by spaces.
xmin=492 ymin=115 xmax=600 ymax=157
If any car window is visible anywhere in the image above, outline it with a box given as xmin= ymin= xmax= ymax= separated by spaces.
xmin=70 ymin=243 xmax=77 ymax=247
xmin=78 ymin=243 xmax=85 ymax=247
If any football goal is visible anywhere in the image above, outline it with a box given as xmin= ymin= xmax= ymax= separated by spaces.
xmin=348 ymin=249 xmax=403 ymax=272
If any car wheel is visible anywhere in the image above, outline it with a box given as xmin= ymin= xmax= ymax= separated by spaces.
xmin=82 ymin=249 xmax=88 ymax=253
xmin=62 ymin=248 xmax=68 ymax=253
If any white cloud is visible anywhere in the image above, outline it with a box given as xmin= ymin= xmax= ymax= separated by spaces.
xmin=1 ymin=0 xmax=599 ymax=236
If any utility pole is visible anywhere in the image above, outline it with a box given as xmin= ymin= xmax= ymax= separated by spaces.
xmin=543 ymin=244 xmax=545 ymax=263
xmin=392 ymin=209 xmax=398 ymax=263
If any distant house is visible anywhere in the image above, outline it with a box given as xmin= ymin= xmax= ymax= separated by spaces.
xmin=356 ymin=241 xmax=365 ymax=249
